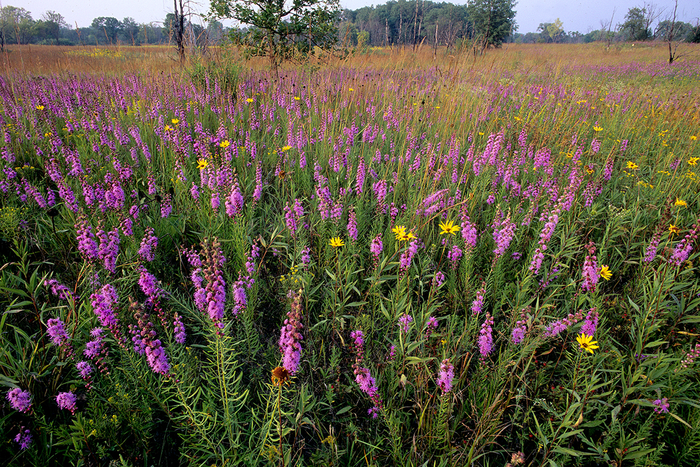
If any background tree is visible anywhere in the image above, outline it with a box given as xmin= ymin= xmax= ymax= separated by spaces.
xmin=0 ymin=6 xmax=35 ymax=45
xmin=42 ymin=10 xmax=66 ymax=44
xmin=467 ymin=0 xmax=516 ymax=49
xmin=210 ymin=0 xmax=341 ymax=71
xmin=121 ymin=17 xmax=141 ymax=45
xmin=91 ymin=17 xmax=122 ymax=44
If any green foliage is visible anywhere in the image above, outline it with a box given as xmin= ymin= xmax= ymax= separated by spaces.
xmin=467 ymin=0 xmax=517 ymax=48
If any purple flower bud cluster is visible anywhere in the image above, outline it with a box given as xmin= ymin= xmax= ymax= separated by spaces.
xmin=478 ymin=313 xmax=495 ymax=359
xmin=471 ymin=282 xmax=486 ymax=316
xmin=370 ymin=234 xmax=383 ymax=267
xmin=130 ymin=300 xmax=170 ymax=375
xmin=580 ymin=308 xmax=599 ymax=336
xmin=76 ymin=217 xmax=99 ymax=261
xmin=347 ymin=207 xmax=358 ymax=242
xmin=530 ymin=207 xmax=560 ymax=274
xmin=173 ymin=313 xmax=186 ymax=344
xmin=284 ymin=199 xmax=304 ymax=236
xmin=644 ymin=228 xmax=662 ymax=263
xmin=437 ymin=359 xmax=454 ymax=394
xmin=47 ymin=317 xmax=71 ymax=351
xmin=56 ymin=391 xmax=77 ymax=414
xmin=447 ymin=245 xmax=463 ymax=270
xmin=279 ymin=290 xmax=304 ymax=375
xmin=399 ymin=239 xmax=419 ymax=276
xmin=398 ymin=314 xmax=413 ymax=332
xmin=76 ymin=361 xmax=93 ymax=380
xmin=7 ymin=388 xmax=32 ymax=413
xmin=581 ymin=242 xmax=599 ymax=293
xmin=417 ymin=189 xmax=448 ymax=217
xmin=138 ymin=227 xmax=158 ymax=262
xmin=355 ymin=157 xmax=366 ymax=194
xmin=492 ymin=213 xmax=517 ymax=258
xmin=225 ymin=177 xmax=244 ymax=217
xmin=461 ymin=215 xmax=478 ymax=249
xmin=45 ymin=278 xmax=73 ymax=301
xmin=679 ymin=343 xmax=700 ymax=369
xmin=543 ymin=310 xmax=584 ymax=338
xmin=188 ymin=239 xmax=227 ymax=325
xmin=432 ymin=271 xmax=446 ymax=288
xmin=653 ymin=398 xmax=669 ymax=414
xmin=232 ymin=276 xmax=250 ymax=316
xmin=425 ymin=316 xmax=438 ymax=340
xmin=96 ymin=227 xmax=120 ymax=274
xmin=138 ymin=267 xmax=163 ymax=304
xmin=669 ymin=218 xmax=700 ymax=267
xmin=511 ymin=311 xmax=529 ymax=344
xmin=350 ymin=330 xmax=383 ymax=418
xmin=14 ymin=427 xmax=32 ymax=450
xmin=91 ymin=284 xmax=120 ymax=334
xmin=160 ymin=194 xmax=172 ymax=218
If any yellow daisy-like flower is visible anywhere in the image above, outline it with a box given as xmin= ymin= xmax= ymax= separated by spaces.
xmin=690 ymin=135 xmax=697 ymax=141
xmin=576 ymin=333 xmax=599 ymax=354
xmin=281 ymin=145 xmax=292 ymax=152
xmin=593 ymin=126 xmax=603 ymax=132
xmin=35 ymin=105 xmax=44 ymax=110
xmin=171 ymin=118 xmax=179 ymax=125
xmin=586 ymin=165 xmax=594 ymax=175
xmin=196 ymin=159 xmax=208 ymax=170
xmin=675 ymin=198 xmax=687 ymax=207
xmin=627 ymin=161 xmax=639 ymax=170
xmin=392 ymin=225 xmax=407 ymax=241
xmin=293 ymin=96 xmax=300 ymax=101
xmin=164 ymin=125 xmax=173 ymax=132
xmin=246 ymin=98 xmax=254 ymax=103
xmin=600 ymin=265 xmax=612 ymax=281
xmin=439 ymin=219 xmax=459 ymax=236
xmin=219 ymin=140 xmax=230 ymax=149
xmin=689 ymin=157 xmax=699 ymax=166
xmin=329 ymin=237 xmax=345 ymax=248
xmin=669 ymin=224 xmax=680 ymax=235
xmin=349 ymin=88 xmax=354 ymax=92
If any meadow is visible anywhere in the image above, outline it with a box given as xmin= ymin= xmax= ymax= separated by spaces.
xmin=1 ymin=42 xmax=699 ymax=466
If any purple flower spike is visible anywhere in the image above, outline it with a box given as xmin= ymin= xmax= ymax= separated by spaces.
xmin=56 ymin=391 xmax=77 ymax=414
xmin=7 ymin=388 xmax=32 ymax=413
xmin=14 ymin=427 xmax=32 ymax=450
xmin=437 ymin=359 xmax=454 ymax=394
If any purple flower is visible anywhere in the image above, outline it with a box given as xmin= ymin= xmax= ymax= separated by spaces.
xmin=14 ymin=427 xmax=32 ymax=450
xmin=511 ymin=312 xmax=529 ymax=344
xmin=173 ymin=313 xmax=186 ymax=344
xmin=399 ymin=240 xmax=419 ymax=275
xmin=354 ymin=366 xmax=382 ymax=417
xmin=492 ymin=213 xmax=517 ymax=258
xmin=471 ymin=283 xmax=486 ymax=316
xmin=432 ymin=271 xmax=446 ymax=288
xmin=91 ymin=284 xmax=119 ymax=331
xmin=97 ymin=227 xmax=120 ymax=274
xmin=47 ymin=318 xmax=70 ymax=347
xmin=138 ymin=227 xmax=158 ymax=262
xmin=45 ymin=278 xmax=73 ymax=301
xmin=581 ymin=308 xmax=599 ymax=336
xmin=347 ymin=207 xmax=358 ymax=242
xmin=581 ymin=242 xmax=599 ymax=293
xmin=76 ymin=218 xmax=99 ymax=260
xmin=447 ymin=245 xmax=463 ymax=270
xmin=653 ymin=398 xmax=669 ymax=414
xmin=461 ymin=217 xmax=478 ymax=248
xmin=7 ymin=388 xmax=32 ymax=413
xmin=279 ymin=291 xmax=304 ymax=375
xmin=76 ymin=361 xmax=93 ymax=380
xmin=669 ymin=219 xmax=700 ymax=267
xmin=138 ymin=267 xmax=163 ymax=303
xmin=56 ymin=391 xmax=77 ymax=414
xmin=370 ymin=234 xmax=383 ymax=258
xmin=478 ymin=313 xmax=494 ymax=358
xmin=83 ymin=327 xmax=105 ymax=359
xmin=543 ymin=310 xmax=584 ymax=338
xmin=437 ymin=359 xmax=454 ymax=394
xmin=398 ymin=314 xmax=413 ymax=332
xmin=225 ymin=178 xmax=244 ymax=217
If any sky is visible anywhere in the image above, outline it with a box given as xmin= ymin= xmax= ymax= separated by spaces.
xmin=3 ymin=0 xmax=699 ymax=34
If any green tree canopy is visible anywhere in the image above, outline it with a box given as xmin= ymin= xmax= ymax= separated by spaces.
xmin=467 ymin=0 xmax=516 ymax=48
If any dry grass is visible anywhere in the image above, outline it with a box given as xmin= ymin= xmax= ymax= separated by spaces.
xmin=1 ymin=41 xmax=699 ymax=78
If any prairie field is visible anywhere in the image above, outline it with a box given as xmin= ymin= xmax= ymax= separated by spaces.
xmin=1 ymin=43 xmax=700 ymax=466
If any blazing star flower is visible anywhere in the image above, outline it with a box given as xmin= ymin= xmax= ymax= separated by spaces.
xmin=329 ymin=237 xmax=344 ymax=248
xmin=439 ymin=219 xmax=460 ymax=236
xmin=653 ymin=397 xmax=670 ymax=414
xmin=627 ymin=161 xmax=639 ymax=170
xmin=600 ymin=265 xmax=612 ymax=281
xmin=436 ymin=359 xmax=454 ymax=394
xmin=14 ymin=427 xmax=32 ymax=450
xmin=7 ymin=388 xmax=32 ymax=413
xmin=576 ymin=333 xmax=599 ymax=354
xmin=56 ymin=391 xmax=77 ymax=414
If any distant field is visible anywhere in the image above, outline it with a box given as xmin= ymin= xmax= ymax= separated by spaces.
xmin=1 ymin=42 xmax=699 ymax=466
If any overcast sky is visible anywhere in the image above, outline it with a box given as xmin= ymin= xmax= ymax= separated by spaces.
xmin=3 ymin=0 xmax=699 ymax=34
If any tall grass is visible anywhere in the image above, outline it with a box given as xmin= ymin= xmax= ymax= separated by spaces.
xmin=0 ymin=43 xmax=699 ymax=466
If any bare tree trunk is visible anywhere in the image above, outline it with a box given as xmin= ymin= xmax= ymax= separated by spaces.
xmin=173 ymin=0 xmax=186 ymax=62
xmin=667 ymin=0 xmax=678 ymax=64
xmin=385 ymin=18 xmax=389 ymax=46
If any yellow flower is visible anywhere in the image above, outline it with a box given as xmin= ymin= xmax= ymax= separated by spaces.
xmin=586 ymin=165 xmax=594 ymax=175
xmin=294 ymin=96 xmax=300 ymax=101
xmin=593 ymin=126 xmax=603 ymax=132
xmin=219 ymin=140 xmax=230 ymax=149
xmin=246 ymin=98 xmax=254 ymax=103
xmin=669 ymin=224 xmax=680 ymax=235
xmin=164 ymin=125 xmax=173 ymax=132
xmin=690 ymin=135 xmax=697 ymax=141
xmin=349 ymin=88 xmax=354 ymax=92
xmin=197 ymin=159 xmax=208 ymax=170
xmin=626 ymin=161 xmax=639 ymax=170
xmin=329 ymin=237 xmax=345 ymax=248
xmin=576 ymin=333 xmax=599 ymax=354
xmin=35 ymin=105 xmax=44 ymax=110
xmin=600 ymin=265 xmax=612 ymax=281
xmin=281 ymin=145 xmax=292 ymax=152
xmin=689 ymin=157 xmax=699 ymax=166
xmin=171 ymin=118 xmax=179 ymax=124
xmin=675 ymin=198 xmax=687 ymax=207
xmin=392 ymin=225 xmax=407 ymax=241
xmin=439 ymin=219 xmax=459 ymax=236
